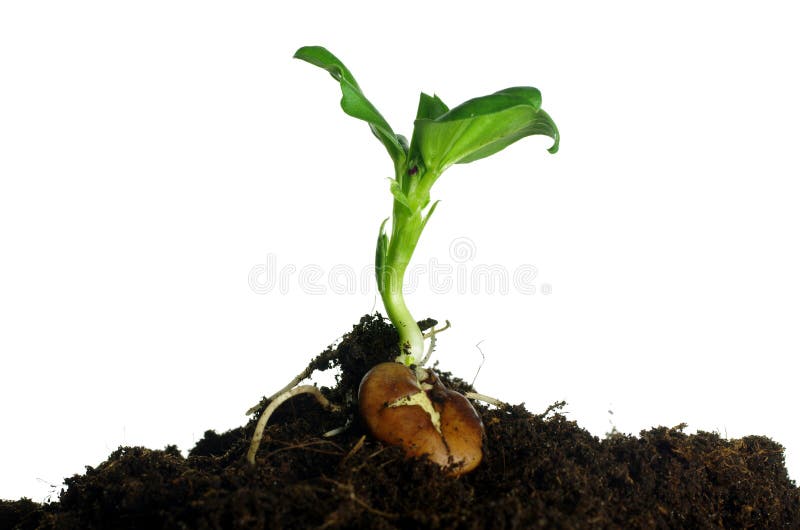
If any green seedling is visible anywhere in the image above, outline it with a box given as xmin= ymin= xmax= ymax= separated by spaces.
xmin=248 ymin=46 xmax=558 ymax=474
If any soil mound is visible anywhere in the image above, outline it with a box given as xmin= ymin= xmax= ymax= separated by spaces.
xmin=2 ymin=314 xmax=798 ymax=529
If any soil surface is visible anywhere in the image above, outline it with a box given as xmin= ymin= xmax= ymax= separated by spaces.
xmin=2 ymin=314 xmax=799 ymax=529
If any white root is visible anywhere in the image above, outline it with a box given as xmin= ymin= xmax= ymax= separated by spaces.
xmin=245 ymin=332 xmax=347 ymax=415
xmin=246 ymin=385 xmax=340 ymax=465
xmin=418 ymin=320 xmax=508 ymax=410
xmin=323 ymin=418 xmax=352 ymax=438
xmin=245 ymin=367 xmax=315 ymax=415
xmin=465 ymin=391 xmax=509 ymax=409
xmin=420 ymin=320 xmax=451 ymax=367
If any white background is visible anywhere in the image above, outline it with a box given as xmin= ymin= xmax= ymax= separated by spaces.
xmin=2 ymin=1 xmax=798 ymax=501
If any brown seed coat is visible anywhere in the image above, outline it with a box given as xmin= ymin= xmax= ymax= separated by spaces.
xmin=358 ymin=362 xmax=484 ymax=475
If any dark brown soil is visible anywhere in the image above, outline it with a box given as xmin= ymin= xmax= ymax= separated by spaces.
xmin=2 ymin=314 xmax=798 ymax=529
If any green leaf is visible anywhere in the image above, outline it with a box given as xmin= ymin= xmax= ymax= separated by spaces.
xmin=294 ymin=46 xmax=407 ymax=166
xmin=437 ymin=89 xmax=540 ymax=121
xmin=415 ymin=93 xmax=449 ymax=120
xmin=389 ymin=179 xmax=413 ymax=214
xmin=420 ymin=200 xmax=440 ymax=231
xmin=374 ymin=218 xmax=389 ymax=290
xmin=411 ymin=86 xmax=559 ymax=173
xmin=493 ymin=87 xmax=543 ymax=109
